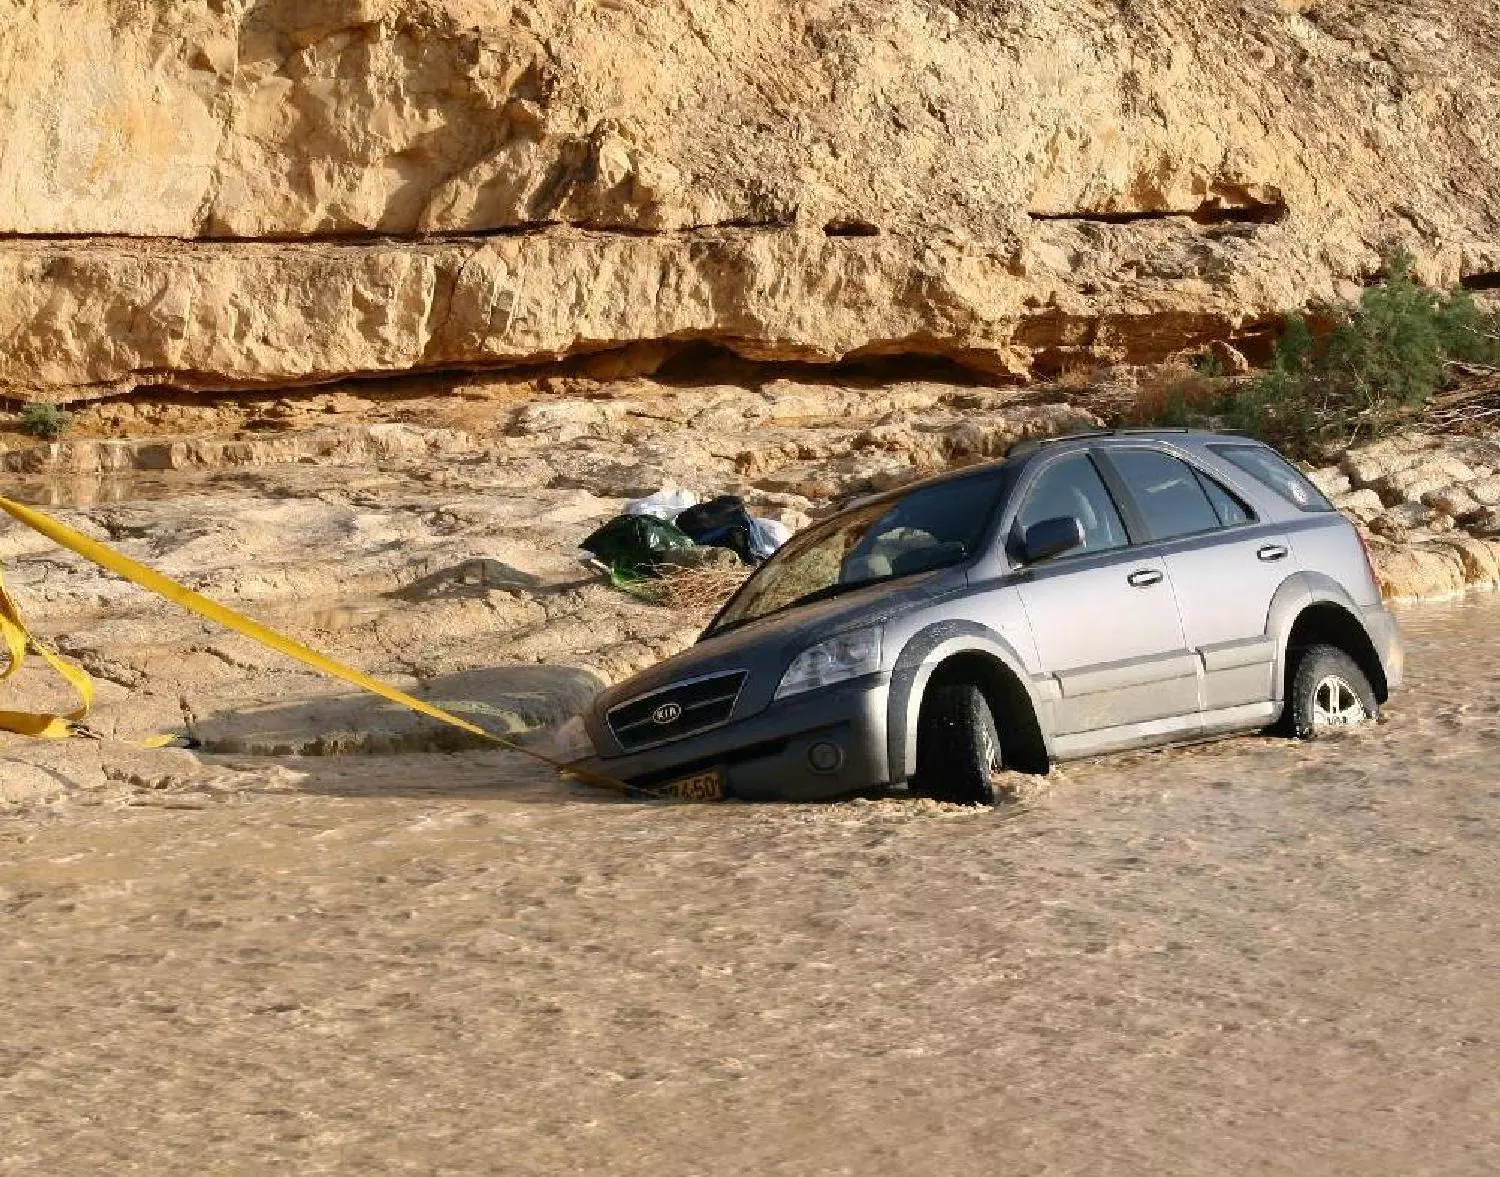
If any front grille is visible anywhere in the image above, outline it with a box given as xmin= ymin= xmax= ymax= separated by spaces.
xmin=606 ymin=670 xmax=748 ymax=751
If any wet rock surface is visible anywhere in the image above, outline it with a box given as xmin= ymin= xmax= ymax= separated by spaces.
xmin=2 ymin=379 xmax=1499 ymax=799
xmin=0 ymin=377 xmax=1098 ymax=801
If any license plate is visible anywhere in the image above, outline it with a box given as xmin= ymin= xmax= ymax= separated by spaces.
xmin=663 ymin=769 xmax=725 ymax=802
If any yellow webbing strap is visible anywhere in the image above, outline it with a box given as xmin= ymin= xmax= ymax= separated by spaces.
xmin=0 ymin=565 xmax=94 ymax=738
xmin=0 ymin=494 xmax=632 ymax=793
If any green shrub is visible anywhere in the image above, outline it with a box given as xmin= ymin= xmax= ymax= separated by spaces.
xmin=1145 ymin=253 xmax=1500 ymax=457
xmin=19 ymin=402 xmax=72 ymax=441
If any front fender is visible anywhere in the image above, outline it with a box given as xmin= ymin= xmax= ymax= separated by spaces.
xmin=885 ymin=619 xmax=1054 ymax=782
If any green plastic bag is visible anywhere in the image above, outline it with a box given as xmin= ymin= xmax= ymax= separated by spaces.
xmin=581 ymin=514 xmax=695 ymax=574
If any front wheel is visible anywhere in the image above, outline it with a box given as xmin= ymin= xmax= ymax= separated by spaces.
xmin=1286 ymin=644 xmax=1379 ymax=739
xmin=911 ymin=683 xmax=1000 ymax=805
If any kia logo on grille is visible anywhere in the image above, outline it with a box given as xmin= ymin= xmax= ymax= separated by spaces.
xmin=652 ymin=702 xmax=683 ymax=726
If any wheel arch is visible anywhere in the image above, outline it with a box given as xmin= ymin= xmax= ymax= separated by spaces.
xmin=1269 ymin=573 xmax=1389 ymax=709
xmin=888 ymin=622 xmax=1051 ymax=780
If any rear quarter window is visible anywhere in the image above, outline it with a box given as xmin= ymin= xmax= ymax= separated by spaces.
xmin=1210 ymin=444 xmax=1335 ymax=512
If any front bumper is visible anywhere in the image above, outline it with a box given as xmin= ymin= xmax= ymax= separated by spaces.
xmin=570 ymin=675 xmax=891 ymax=802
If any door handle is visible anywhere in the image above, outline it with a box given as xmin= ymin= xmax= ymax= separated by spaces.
xmin=1257 ymin=544 xmax=1289 ymax=562
xmin=1127 ymin=569 xmax=1163 ymax=588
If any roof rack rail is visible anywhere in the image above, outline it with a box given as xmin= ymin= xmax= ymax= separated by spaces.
xmin=1004 ymin=430 xmax=1105 ymax=459
xmin=1005 ymin=426 xmax=1193 ymax=459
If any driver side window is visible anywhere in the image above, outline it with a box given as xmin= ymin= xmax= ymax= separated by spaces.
xmin=1015 ymin=453 xmax=1129 ymax=558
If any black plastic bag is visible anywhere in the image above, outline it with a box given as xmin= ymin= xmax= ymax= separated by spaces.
xmin=581 ymin=514 xmax=695 ymax=573
xmin=674 ymin=495 xmax=759 ymax=564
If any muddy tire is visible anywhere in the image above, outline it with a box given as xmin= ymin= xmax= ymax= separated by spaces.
xmin=1286 ymin=644 xmax=1379 ymax=739
xmin=911 ymin=683 xmax=1000 ymax=805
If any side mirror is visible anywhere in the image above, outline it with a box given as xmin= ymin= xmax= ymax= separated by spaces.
xmin=1021 ymin=516 xmax=1085 ymax=564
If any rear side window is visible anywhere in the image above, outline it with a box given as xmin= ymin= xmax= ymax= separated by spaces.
xmin=1211 ymin=444 xmax=1334 ymax=512
xmin=1194 ymin=468 xmax=1254 ymax=527
xmin=1108 ymin=448 xmax=1221 ymax=541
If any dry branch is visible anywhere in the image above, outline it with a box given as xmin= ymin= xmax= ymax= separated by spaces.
xmin=647 ymin=563 xmax=751 ymax=612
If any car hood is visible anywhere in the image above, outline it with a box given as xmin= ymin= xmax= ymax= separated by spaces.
xmin=589 ymin=567 xmax=966 ymax=729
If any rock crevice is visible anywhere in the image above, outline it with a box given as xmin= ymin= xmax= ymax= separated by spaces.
xmin=1028 ymin=195 xmax=1289 ymax=227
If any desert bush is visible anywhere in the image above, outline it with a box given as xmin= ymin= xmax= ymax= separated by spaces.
xmin=1122 ymin=364 xmax=1223 ymax=428
xmin=18 ymin=402 xmax=72 ymax=440
xmin=1143 ymin=253 xmax=1500 ymax=456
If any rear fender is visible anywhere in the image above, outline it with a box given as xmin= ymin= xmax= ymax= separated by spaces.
xmin=1266 ymin=572 xmax=1375 ymax=706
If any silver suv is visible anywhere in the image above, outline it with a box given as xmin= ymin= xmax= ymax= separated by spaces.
xmin=556 ymin=430 xmax=1404 ymax=804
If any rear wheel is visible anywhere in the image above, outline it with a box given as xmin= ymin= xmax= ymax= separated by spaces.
xmin=911 ymin=683 xmax=1000 ymax=805
xmin=1286 ymin=644 xmax=1379 ymax=738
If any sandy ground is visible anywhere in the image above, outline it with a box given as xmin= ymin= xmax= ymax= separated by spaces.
xmin=3 ymin=597 xmax=1499 ymax=1175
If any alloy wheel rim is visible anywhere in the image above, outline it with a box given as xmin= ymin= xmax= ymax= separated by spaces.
xmin=978 ymin=724 xmax=1003 ymax=780
xmin=1312 ymin=674 xmax=1366 ymax=727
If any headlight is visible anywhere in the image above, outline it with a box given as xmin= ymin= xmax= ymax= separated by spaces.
xmin=775 ymin=627 xmax=883 ymax=700
xmin=550 ymin=715 xmax=595 ymax=764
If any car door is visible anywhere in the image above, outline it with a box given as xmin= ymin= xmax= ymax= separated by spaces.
xmin=1097 ymin=445 xmax=1291 ymax=719
xmin=1007 ymin=450 xmax=1199 ymax=746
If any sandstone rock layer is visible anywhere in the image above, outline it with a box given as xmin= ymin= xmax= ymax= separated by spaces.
xmin=1 ymin=0 xmax=1498 ymax=398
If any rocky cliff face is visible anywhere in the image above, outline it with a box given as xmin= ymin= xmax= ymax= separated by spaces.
xmin=2 ymin=0 xmax=1497 ymax=399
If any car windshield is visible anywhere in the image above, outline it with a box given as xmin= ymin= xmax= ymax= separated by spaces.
xmin=709 ymin=470 xmax=1009 ymax=633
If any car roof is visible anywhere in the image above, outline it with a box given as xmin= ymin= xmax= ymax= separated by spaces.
xmin=1002 ymin=427 xmax=1264 ymax=461
xmin=841 ymin=428 xmax=1267 ymax=512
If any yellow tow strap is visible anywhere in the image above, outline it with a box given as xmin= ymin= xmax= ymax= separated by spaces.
xmin=0 ymin=563 xmax=94 ymax=739
xmin=0 ymin=494 xmax=632 ymax=793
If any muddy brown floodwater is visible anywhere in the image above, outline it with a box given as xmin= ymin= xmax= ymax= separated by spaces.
xmin=3 ymin=599 xmax=1500 ymax=1175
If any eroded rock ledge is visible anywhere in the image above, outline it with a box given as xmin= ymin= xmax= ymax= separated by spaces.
xmin=0 ymin=220 xmax=1410 ymax=399
xmin=1 ymin=0 xmax=1497 ymax=400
